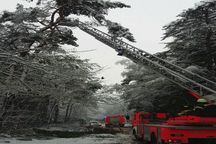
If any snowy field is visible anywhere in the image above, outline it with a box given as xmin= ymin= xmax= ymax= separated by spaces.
xmin=0 ymin=134 xmax=139 ymax=144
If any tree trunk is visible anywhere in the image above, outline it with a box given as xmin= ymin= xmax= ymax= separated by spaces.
xmin=64 ymin=98 xmax=74 ymax=122
xmin=67 ymin=103 xmax=74 ymax=120
xmin=64 ymin=103 xmax=70 ymax=122
xmin=48 ymin=100 xmax=58 ymax=124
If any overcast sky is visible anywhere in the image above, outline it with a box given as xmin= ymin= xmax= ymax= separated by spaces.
xmin=0 ymin=0 xmax=201 ymax=84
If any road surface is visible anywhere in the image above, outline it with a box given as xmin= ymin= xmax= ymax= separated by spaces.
xmin=0 ymin=133 xmax=141 ymax=144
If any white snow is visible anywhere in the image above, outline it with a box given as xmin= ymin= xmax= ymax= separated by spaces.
xmin=0 ymin=133 xmax=135 ymax=144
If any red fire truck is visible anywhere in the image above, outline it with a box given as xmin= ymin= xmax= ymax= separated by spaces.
xmin=76 ymin=20 xmax=216 ymax=143
xmin=105 ymin=115 xmax=126 ymax=127
xmin=132 ymin=111 xmax=216 ymax=144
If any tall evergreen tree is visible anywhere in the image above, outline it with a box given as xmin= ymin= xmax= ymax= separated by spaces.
xmin=0 ymin=0 xmax=134 ymax=129
xmin=163 ymin=1 xmax=216 ymax=73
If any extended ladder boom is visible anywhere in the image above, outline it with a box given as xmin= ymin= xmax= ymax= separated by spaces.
xmin=77 ymin=21 xmax=216 ymax=101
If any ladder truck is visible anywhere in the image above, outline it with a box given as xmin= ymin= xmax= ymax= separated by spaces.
xmin=76 ymin=20 xmax=216 ymax=144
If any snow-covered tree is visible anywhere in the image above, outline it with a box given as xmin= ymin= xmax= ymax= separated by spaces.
xmin=163 ymin=1 xmax=216 ymax=73
xmin=0 ymin=0 xmax=134 ymax=130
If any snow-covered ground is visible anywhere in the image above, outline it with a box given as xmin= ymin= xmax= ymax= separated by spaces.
xmin=0 ymin=134 xmax=139 ymax=144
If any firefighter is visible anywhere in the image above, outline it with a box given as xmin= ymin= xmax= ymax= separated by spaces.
xmin=178 ymin=98 xmax=208 ymax=116
xmin=117 ymin=48 xmax=124 ymax=56
xmin=194 ymin=98 xmax=208 ymax=109
xmin=191 ymin=98 xmax=208 ymax=116
xmin=186 ymin=98 xmax=208 ymax=116
xmin=125 ymin=113 xmax=130 ymax=120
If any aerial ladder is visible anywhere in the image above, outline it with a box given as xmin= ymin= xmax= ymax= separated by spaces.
xmin=76 ymin=20 xmax=216 ymax=102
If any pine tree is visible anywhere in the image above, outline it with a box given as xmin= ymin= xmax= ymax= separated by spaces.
xmin=163 ymin=1 xmax=216 ymax=73
xmin=0 ymin=0 xmax=136 ymax=129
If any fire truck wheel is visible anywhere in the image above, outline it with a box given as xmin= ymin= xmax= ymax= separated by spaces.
xmin=151 ymin=134 xmax=157 ymax=144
